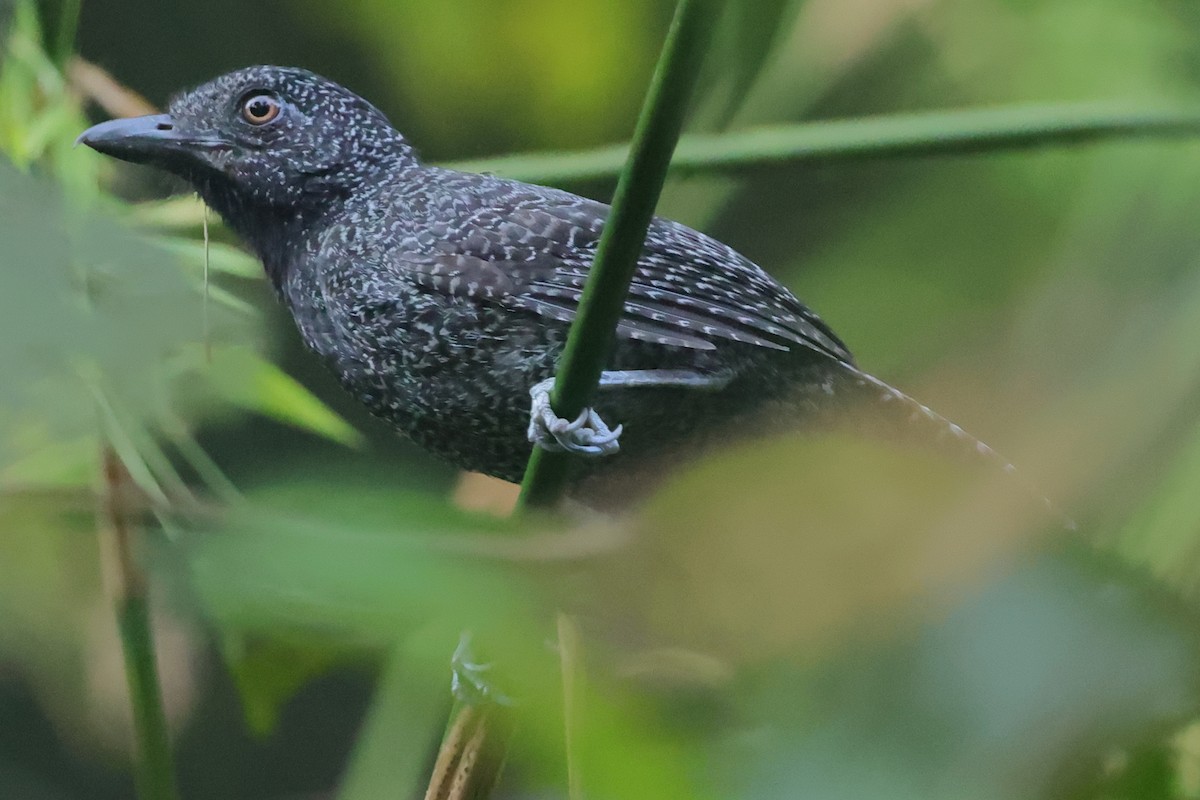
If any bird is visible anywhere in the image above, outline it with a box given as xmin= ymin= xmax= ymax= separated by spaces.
xmin=78 ymin=65 xmax=1026 ymax=511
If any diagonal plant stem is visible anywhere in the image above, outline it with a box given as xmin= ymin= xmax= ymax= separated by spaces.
xmin=418 ymin=3 xmax=722 ymax=799
xmin=99 ymin=447 xmax=181 ymax=800
xmin=422 ymin=700 xmax=517 ymax=800
xmin=517 ymin=0 xmax=722 ymax=509
xmin=450 ymin=103 xmax=1200 ymax=185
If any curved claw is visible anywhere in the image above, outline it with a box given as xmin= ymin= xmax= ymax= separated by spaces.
xmin=527 ymin=380 xmax=623 ymax=457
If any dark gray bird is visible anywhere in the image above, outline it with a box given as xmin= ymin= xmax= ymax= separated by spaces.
xmin=78 ymin=66 xmax=1014 ymax=509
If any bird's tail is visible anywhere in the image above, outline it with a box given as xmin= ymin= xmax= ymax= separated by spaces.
xmin=830 ymin=362 xmax=1074 ymax=530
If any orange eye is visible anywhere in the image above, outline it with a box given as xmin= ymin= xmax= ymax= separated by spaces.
xmin=241 ymin=94 xmax=281 ymax=125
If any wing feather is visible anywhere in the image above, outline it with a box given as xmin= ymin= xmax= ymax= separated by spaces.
xmin=390 ymin=184 xmax=853 ymax=362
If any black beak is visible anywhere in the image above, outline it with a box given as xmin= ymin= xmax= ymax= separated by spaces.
xmin=77 ymin=114 xmax=225 ymax=165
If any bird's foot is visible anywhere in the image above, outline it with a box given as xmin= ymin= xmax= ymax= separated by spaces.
xmin=451 ymin=632 xmax=515 ymax=707
xmin=527 ymin=378 xmax=623 ymax=457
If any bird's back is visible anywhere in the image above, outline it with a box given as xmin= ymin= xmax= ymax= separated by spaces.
xmin=267 ymin=166 xmax=860 ymax=483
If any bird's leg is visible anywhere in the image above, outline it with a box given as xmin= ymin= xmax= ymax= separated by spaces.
xmin=527 ymin=369 xmax=732 ymax=457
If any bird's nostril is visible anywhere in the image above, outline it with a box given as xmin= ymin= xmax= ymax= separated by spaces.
xmin=156 ymin=121 xmax=173 ymax=131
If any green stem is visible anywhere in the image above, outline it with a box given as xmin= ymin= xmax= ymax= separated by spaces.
xmin=450 ymin=103 xmax=1200 ymax=185
xmin=54 ymin=0 xmax=82 ymax=67
xmin=101 ymin=448 xmax=180 ymax=800
xmin=117 ymin=595 xmax=180 ymax=800
xmin=421 ymin=701 xmax=516 ymax=800
xmin=557 ymin=613 xmax=584 ymax=800
xmin=517 ymin=0 xmax=722 ymax=509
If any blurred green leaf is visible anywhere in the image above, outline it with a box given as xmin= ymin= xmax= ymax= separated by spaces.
xmin=0 ymin=1 xmax=100 ymax=198
xmin=290 ymin=0 xmax=665 ymax=154
xmin=178 ymin=477 xmax=717 ymax=799
xmin=197 ymin=346 xmax=364 ymax=448
xmin=223 ymin=635 xmax=353 ymax=736
xmin=589 ymin=433 xmax=1056 ymax=664
xmin=721 ymin=549 xmax=1200 ymax=800
xmin=0 ymin=490 xmax=200 ymax=761
xmin=1113 ymin=414 xmax=1200 ymax=597
xmin=693 ymin=0 xmax=806 ymax=130
xmin=0 ymin=162 xmax=260 ymax=483
xmin=130 ymin=197 xmax=213 ymax=230
xmin=0 ymin=434 xmax=97 ymax=488
xmin=181 ymin=484 xmax=539 ymax=641
xmin=158 ymin=236 xmax=263 ymax=280
xmin=337 ymin=637 xmax=448 ymax=800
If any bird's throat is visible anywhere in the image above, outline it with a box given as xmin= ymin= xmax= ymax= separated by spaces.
xmin=193 ymin=175 xmax=328 ymax=293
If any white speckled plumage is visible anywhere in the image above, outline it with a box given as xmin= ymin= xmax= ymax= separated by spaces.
xmin=83 ymin=66 xmax=1023 ymax=503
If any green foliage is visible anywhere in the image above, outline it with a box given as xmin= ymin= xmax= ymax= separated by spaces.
xmin=0 ymin=0 xmax=359 ymax=494
xmin=195 ymin=347 xmax=364 ymax=448
xmin=336 ymin=639 xmax=450 ymax=800
xmin=223 ymin=635 xmax=356 ymax=736
xmin=288 ymin=0 xmax=669 ymax=155
xmin=0 ymin=2 xmax=97 ymax=191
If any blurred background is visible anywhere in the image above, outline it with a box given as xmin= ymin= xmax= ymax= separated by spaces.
xmin=5 ymin=0 xmax=1200 ymax=797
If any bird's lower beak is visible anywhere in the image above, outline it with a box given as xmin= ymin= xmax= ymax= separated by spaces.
xmin=77 ymin=114 xmax=225 ymax=165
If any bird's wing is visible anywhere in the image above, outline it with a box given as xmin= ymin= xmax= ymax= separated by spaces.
xmin=395 ymin=191 xmax=853 ymax=361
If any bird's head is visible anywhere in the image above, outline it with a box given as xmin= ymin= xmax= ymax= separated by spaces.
xmin=78 ymin=66 xmax=415 ymax=218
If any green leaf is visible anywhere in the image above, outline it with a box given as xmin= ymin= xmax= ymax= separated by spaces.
xmin=178 ymin=480 xmax=713 ymax=799
xmin=1114 ymin=416 xmax=1200 ymax=594
xmin=337 ymin=638 xmax=450 ymax=800
xmin=0 ymin=434 xmax=97 ymax=488
xmin=200 ymin=346 xmax=364 ymax=447
xmin=692 ymin=0 xmax=805 ymax=130
xmin=158 ymin=236 xmax=263 ymax=280
xmin=0 ymin=2 xmax=101 ymax=197
xmin=223 ymin=635 xmax=353 ymax=736
xmin=724 ymin=549 xmax=1200 ymax=800
xmin=179 ymin=485 xmax=545 ymax=649
xmin=131 ymin=196 xmax=218 ymax=230
xmin=0 ymin=163 xmax=261 ymax=480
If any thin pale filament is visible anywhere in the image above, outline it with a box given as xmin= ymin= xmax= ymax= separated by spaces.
xmin=201 ymin=198 xmax=212 ymax=363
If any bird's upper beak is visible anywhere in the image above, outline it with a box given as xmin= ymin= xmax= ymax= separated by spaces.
xmin=77 ymin=114 xmax=226 ymax=166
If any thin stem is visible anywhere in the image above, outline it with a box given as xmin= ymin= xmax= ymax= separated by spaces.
xmin=163 ymin=413 xmax=242 ymax=505
xmin=53 ymin=0 xmax=82 ymax=67
xmin=420 ymin=4 xmax=722 ymax=798
xmin=202 ymin=200 xmax=212 ymax=364
xmin=558 ymin=613 xmax=585 ymax=800
xmin=67 ymin=57 xmax=160 ymax=118
xmin=422 ymin=702 xmax=516 ymax=800
xmin=89 ymin=379 xmax=171 ymax=509
xmin=517 ymin=0 xmax=721 ymax=508
xmin=449 ymin=103 xmax=1200 ymax=185
xmin=99 ymin=448 xmax=180 ymax=800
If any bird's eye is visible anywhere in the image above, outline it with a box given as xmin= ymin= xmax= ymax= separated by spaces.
xmin=240 ymin=93 xmax=281 ymax=125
